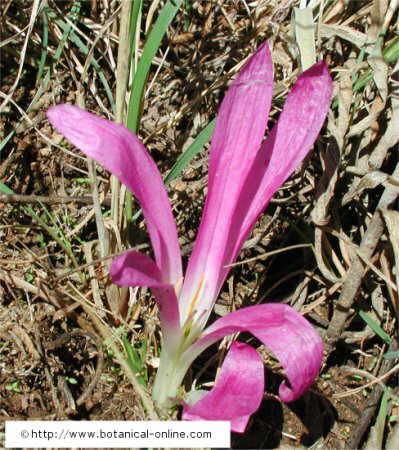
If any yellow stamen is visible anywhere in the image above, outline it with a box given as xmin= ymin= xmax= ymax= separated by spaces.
xmin=186 ymin=276 xmax=204 ymax=320
xmin=174 ymin=276 xmax=184 ymax=297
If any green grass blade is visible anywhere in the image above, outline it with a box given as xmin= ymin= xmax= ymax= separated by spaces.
xmin=0 ymin=131 xmax=15 ymax=157
xmin=359 ymin=310 xmax=392 ymax=345
xmin=332 ymin=36 xmax=399 ymax=109
xmin=0 ymin=183 xmax=80 ymax=270
xmin=127 ymin=0 xmax=183 ymax=133
xmin=384 ymin=36 xmax=399 ymax=64
xmin=0 ymin=182 xmax=14 ymax=195
xmin=38 ymin=200 xmax=73 ymax=252
xmin=164 ymin=119 xmax=216 ymax=185
xmin=122 ymin=335 xmax=142 ymax=373
xmin=53 ymin=2 xmax=80 ymax=62
xmin=36 ymin=7 xmax=49 ymax=83
xmin=46 ymin=8 xmax=115 ymax=111
xmin=183 ymin=0 xmax=193 ymax=31
xmin=383 ymin=350 xmax=399 ymax=360
xmin=131 ymin=119 xmax=215 ymax=222
xmin=27 ymin=206 xmax=80 ymax=270
xmin=129 ymin=0 xmax=143 ymax=65
xmin=125 ymin=0 xmax=182 ymax=223
xmin=2 ymin=5 xmax=74 ymax=154
xmin=121 ymin=334 xmax=147 ymax=386
xmin=294 ymin=7 xmax=316 ymax=72
xmin=353 ymin=36 xmax=399 ymax=93
xmin=364 ymin=388 xmax=390 ymax=450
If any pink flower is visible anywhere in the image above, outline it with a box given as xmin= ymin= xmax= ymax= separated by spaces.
xmin=47 ymin=42 xmax=332 ymax=433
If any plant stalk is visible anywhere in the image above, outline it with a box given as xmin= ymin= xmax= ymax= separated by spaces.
xmin=113 ymin=0 xmax=133 ymax=226
xmin=152 ymin=348 xmax=191 ymax=411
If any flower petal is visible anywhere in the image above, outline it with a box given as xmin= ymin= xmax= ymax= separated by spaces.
xmin=182 ymin=342 xmax=264 ymax=433
xmin=182 ymin=304 xmax=323 ymax=403
xmin=46 ymin=105 xmax=182 ymax=286
xmin=228 ymin=61 xmax=333 ymax=269
xmin=180 ymin=42 xmax=274 ymax=326
xmin=111 ymin=250 xmax=181 ymax=343
xmin=111 ymin=250 xmax=164 ymax=287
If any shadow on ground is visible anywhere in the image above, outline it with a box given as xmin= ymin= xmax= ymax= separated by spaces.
xmin=231 ymin=381 xmax=337 ymax=449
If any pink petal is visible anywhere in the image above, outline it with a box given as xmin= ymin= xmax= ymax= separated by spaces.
xmin=111 ymin=250 xmax=181 ymax=345
xmin=111 ymin=250 xmax=164 ymax=287
xmin=183 ymin=304 xmax=323 ymax=403
xmin=46 ymin=105 xmax=182 ymax=286
xmin=179 ymin=43 xmax=274 ymax=325
xmin=182 ymin=342 xmax=264 ymax=433
xmin=228 ymin=61 xmax=333 ymax=270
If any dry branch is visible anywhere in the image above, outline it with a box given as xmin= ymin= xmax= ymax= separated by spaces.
xmin=325 ymin=162 xmax=399 ymax=354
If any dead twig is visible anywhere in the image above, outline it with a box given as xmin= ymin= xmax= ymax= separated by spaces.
xmin=0 ymin=193 xmax=111 ymax=206
xmin=325 ymin=162 xmax=399 ymax=355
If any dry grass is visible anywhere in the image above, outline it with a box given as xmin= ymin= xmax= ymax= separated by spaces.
xmin=1 ymin=0 xmax=399 ymax=448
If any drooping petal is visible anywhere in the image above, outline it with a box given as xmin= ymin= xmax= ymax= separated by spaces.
xmin=46 ymin=105 xmax=182 ymax=286
xmin=181 ymin=304 xmax=323 ymax=403
xmin=225 ymin=61 xmax=333 ymax=278
xmin=179 ymin=42 xmax=274 ymax=326
xmin=111 ymin=250 xmax=164 ymax=287
xmin=182 ymin=342 xmax=264 ymax=433
xmin=111 ymin=250 xmax=181 ymax=346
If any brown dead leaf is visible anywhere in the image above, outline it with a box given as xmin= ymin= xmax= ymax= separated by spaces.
xmin=347 ymin=95 xmax=385 ymax=138
xmin=382 ymin=209 xmax=399 ymax=298
xmin=367 ymin=0 xmax=389 ymax=101
xmin=311 ymin=69 xmax=351 ymax=227
xmin=320 ymin=24 xmax=367 ymax=50
xmin=386 ymin=423 xmax=399 ymax=450
xmin=369 ymin=60 xmax=399 ymax=169
xmin=337 ymin=69 xmax=353 ymax=148
xmin=172 ymin=32 xmax=196 ymax=44
xmin=368 ymin=43 xmax=388 ymax=102
xmin=342 ymin=171 xmax=389 ymax=205
xmin=369 ymin=0 xmax=389 ymax=42
xmin=311 ymin=142 xmax=340 ymax=226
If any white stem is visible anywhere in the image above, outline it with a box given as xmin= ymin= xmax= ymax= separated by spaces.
xmin=152 ymin=348 xmax=191 ymax=411
xmin=152 ymin=323 xmax=206 ymax=412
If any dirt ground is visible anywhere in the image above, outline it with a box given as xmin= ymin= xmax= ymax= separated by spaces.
xmin=1 ymin=1 xmax=399 ymax=449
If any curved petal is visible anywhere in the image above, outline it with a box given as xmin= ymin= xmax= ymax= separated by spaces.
xmin=179 ymin=42 xmax=274 ymax=326
xmin=182 ymin=342 xmax=264 ymax=433
xmin=226 ymin=61 xmax=333 ymax=272
xmin=111 ymin=250 xmax=164 ymax=287
xmin=111 ymin=250 xmax=181 ymax=346
xmin=182 ymin=304 xmax=323 ymax=403
xmin=46 ymin=105 xmax=182 ymax=286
